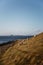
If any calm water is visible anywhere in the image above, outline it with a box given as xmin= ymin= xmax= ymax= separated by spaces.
xmin=0 ymin=36 xmax=33 ymax=44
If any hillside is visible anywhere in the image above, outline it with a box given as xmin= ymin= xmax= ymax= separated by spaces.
xmin=0 ymin=33 xmax=43 ymax=65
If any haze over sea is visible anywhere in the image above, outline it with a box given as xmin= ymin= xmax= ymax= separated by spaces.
xmin=0 ymin=0 xmax=43 ymax=44
xmin=0 ymin=35 xmax=33 ymax=44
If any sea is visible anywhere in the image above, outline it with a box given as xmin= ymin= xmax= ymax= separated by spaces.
xmin=0 ymin=35 xmax=33 ymax=44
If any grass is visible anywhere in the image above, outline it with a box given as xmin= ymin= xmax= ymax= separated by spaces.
xmin=0 ymin=32 xmax=43 ymax=65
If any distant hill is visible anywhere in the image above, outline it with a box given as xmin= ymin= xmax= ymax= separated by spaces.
xmin=0 ymin=32 xmax=43 ymax=65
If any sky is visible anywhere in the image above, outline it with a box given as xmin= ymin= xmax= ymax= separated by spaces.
xmin=0 ymin=0 xmax=43 ymax=35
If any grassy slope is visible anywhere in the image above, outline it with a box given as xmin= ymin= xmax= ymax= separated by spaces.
xmin=0 ymin=33 xmax=43 ymax=65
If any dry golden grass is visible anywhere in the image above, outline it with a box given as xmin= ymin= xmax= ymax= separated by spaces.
xmin=0 ymin=32 xmax=43 ymax=65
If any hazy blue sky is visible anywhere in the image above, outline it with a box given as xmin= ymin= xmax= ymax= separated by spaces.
xmin=0 ymin=0 xmax=43 ymax=35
